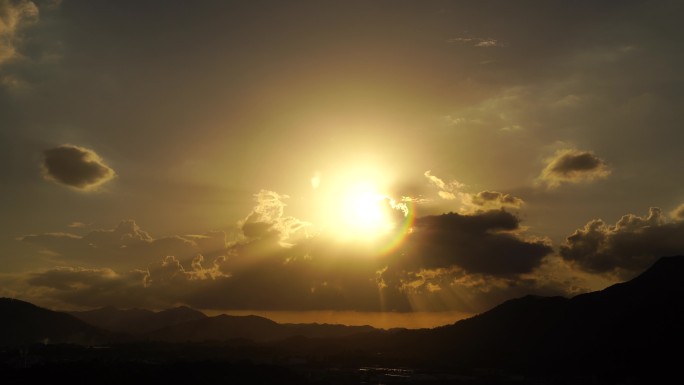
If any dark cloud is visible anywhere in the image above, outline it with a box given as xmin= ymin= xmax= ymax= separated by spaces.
xmin=560 ymin=207 xmax=684 ymax=277
xmin=471 ymin=191 xmax=524 ymax=209
xmin=539 ymin=149 xmax=610 ymax=188
xmin=26 ymin=255 xmax=229 ymax=309
xmin=42 ymin=144 xmax=116 ymax=190
xmin=27 ymin=266 xmax=149 ymax=308
xmin=400 ymin=211 xmax=553 ymax=276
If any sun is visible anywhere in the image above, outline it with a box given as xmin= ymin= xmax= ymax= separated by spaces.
xmin=308 ymin=164 xmax=412 ymax=245
xmin=340 ymin=183 xmax=393 ymax=237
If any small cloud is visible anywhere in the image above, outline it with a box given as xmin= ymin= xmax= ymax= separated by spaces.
xmin=424 ymin=170 xmax=465 ymax=201
xmin=67 ymin=221 xmax=87 ymax=228
xmin=471 ymin=191 xmax=524 ymax=209
xmin=474 ymin=38 xmax=500 ymax=48
xmin=42 ymin=144 xmax=116 ymax=191
xmin=538 ymin=148 xmax=610 ymax=188
xmin=440 ymin=115 xmax=466 ymax=127
xmin=424 ymin=171 xmax=523 ymax=211
xmin=447 ymin=36 xmax=503 ymax=48
xmin=500 ymin=124 xmax=523 ymax=132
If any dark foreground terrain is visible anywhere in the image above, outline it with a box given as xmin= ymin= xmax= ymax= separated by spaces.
xmin=2 ymin=256 xmax=683 ymax=384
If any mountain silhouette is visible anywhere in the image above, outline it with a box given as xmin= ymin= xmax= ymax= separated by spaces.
xmin=3 ymin=256 xmax=683 ymax=382
xmin=146 ymin=314 xmax=376 ymax=342
xmin=69 ymin=305 xmax=207 ymax=334
xmin=0 ymin=298 xmax=113 ymax=346
xmin=351 ymin=255 xmax=684 ymax=377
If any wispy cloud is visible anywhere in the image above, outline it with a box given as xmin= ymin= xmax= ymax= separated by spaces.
xmin=0 ymin=0 xmax=39 ymax=65
xmin=447 ymin=36 xmax=504 ymax=48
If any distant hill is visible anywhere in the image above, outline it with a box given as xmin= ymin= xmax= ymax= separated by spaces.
xmin=0 ymin=298 xmax=113 ymax=346
xmin=146 ymin=314 xmax=377 ymax=342
xmin=69 ymin=306 xmax=207 ymax=334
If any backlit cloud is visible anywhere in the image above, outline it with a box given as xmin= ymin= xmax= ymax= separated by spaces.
xmin=21 ymin=192 xmax=559 ymax=313
xmin=560 ymin=207 xmax=684 ymax=278
xmin=42 ymin=144 xmax=116 ymax=191
xmin=670 ymin=203 xmax=684 ymax=221
xmin=539 ymin=149 xmax=610 ymax=188
xmin=239 ymin=189 xmax=309 ymax=244
xmin=424 ymin=171 xmax=523 ymax=211
xmin=424 ymin=170 xmax=465 ymax=201
xmin=470 ymin=191 xmax=524 ymax=209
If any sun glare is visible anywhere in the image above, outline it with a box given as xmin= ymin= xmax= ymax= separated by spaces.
xmin=309 ymin=163 xmax=414 ymax=248
xmin=341 ymin=184 xmax=392 ymax=237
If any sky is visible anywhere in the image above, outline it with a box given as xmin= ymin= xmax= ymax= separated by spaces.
xmin=1 ymin=0 xmax=684 ymax=328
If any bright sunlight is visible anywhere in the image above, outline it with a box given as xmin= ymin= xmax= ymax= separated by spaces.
xmin=340 ymin=183 xmax=393 ymax=238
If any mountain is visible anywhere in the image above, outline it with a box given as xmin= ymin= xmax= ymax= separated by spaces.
xmin=352 ymin=255 xmax=684 ymax=377
xmin=0 ymin=298 xmax=113 ymax=346
xmin=146 ymin=314 xmax=377 ymax=342
xmin=4 ymin=256 xmax=683 ymax=381
xmin=69 ymin=306 xmax=207 ymax=334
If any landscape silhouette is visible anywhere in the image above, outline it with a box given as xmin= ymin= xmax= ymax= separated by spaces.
xmin=2 ymin=256 xmax=682 ymax=384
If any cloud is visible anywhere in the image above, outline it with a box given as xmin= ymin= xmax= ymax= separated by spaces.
xmin=19 ymin=189 xmax=559 ymax=313
xmin=0 ymin=0 xmax=38 ymax=66
xmin=240 ymin=190 xmax=309 ymax=244
xmin=27 ymin=266 xmax=149 ymax=308
xmin=377 ymin=262 xmax=574 ymax=314
xmin=671 ymin=203 xmax=684 ymax=221
xmin=424 ymin=170 xmax=465 ymax=201
xmin=21 ymin=220 xmax=227 ymax=269
xmin=560 ymin=207 xmax=684 ymax=277
xmin=538 ymin=149 xmax=610 ymax=188
xmin=42 ymin=144 xmax=116 ymax=191
xmin=447 ymin=37 xmax=503 ymax=48
xmin=22 ymin=210 xmax=555 ymax=313
xmin=424 ymin=171 xmax=523 ymax=211
xmin=401 ymin=210 xmax=552 ymax=276
xmin=470 ymin=191 xmax=524 ymax=209
xmin=26 ymin=255 xmax=229 ymax=309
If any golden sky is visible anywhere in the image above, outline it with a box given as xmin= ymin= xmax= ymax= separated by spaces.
xmin=1 ymin=0 xmax=683 ymax=328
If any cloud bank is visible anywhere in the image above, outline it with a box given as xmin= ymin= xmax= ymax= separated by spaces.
xmin=23 ymin=195 xmax=558 ymax=313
